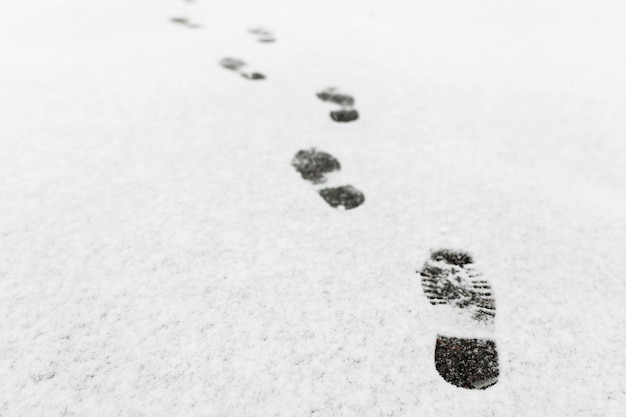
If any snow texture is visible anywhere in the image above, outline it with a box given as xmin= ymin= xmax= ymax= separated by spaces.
xmin=1 ymin=0 xmax=626 ymax=416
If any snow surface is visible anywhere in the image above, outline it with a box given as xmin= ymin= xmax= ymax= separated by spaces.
xmin=1 ymin=0 xmax=626 ymax=416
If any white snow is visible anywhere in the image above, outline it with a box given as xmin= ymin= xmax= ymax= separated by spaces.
xmin=1 ymin=0 xmax=625 ymax=416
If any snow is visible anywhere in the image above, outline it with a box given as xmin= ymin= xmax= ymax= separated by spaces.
xmin=1 ymin=0 xmax=625 ymax=416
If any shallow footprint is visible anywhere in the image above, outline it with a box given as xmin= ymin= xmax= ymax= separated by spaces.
xmin=319 ymin=186 xmax=364 ymax=209
xmin=249 ymin=27 xmax=276 ymax=43
xmin=419 ymin=249 xmax=499 ymax=389
xmin=291 ymin=148 xmax=365 ymax=210
xmin=316 ymin=87 xmax=359 ymax=122
xmin=291 ymin=149 xmax=341 ymax=184
xmin=170 ymin=17 xmax=200 ymax=29
xmin=220 ymin=57 xmax=266 ymax=80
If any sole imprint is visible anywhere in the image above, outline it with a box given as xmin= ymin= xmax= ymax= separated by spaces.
xmin=220 ymin=57 xmax=266 ymax=80
xmin=419 ymin=249 xmax=499 ymax=389
xmin=435 ymin=336 xmax=499 ymax=390
xmin=316 ymin=87 xmax=359 ymax=122
xmin=291 ymin=149 xmax=364 ymax=210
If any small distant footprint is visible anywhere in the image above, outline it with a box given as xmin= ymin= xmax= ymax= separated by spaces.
xmin=220 ymin=58 xmax=266 ymax=80
xmin=418 ymin=249 xmax=499 ymax=389
xmin=249 ymin=27 xmax=276 ymax=43
xmin=291 ymin=149 xmax=365 ymax=210
xmin=170 ymin=17 xmax=200 ymax=29
xmin=316 ymin=87 xmax=359 ymax=122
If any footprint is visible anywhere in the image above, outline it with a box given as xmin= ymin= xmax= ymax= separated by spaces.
xmin=249 ymin=27 xmax=276 ymax=43
xmin=291 ymin=149 xmax=365 ymax=210
xmin=418 ymin=249 xmax=499 ymax=389
xmin=219 ymin=58 xmax=266 ymax=80
xmin=316 ymin=87 xmax=359 ymax=122
xmin=291 ymin=149 xmax=340 ymax=184
xmin=170 ymin=17 xmax=200 ymax=29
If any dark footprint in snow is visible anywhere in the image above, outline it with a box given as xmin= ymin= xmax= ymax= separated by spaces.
xmin=317 ymin=87 xmax=359 ymax=122
xmin=419 ymin=249 xmax=499 ymax=389
xmin=249 ymin=27 xmax=276 ymax=43
xmin=291 ymin=149 xmax=340 ymax=184
xmin=291 ymin=149 xmax=365 ymax=210
xmin=170 ymin=17 xmax=200 ymax=29
xmin=421 ymin=249 xmax=495 ymax=320
xmin=318 ymin=186 xmax=364 ymax=210
xmin=220 ymin=57 xmax=266 ymax=80
xmin=435 ymin=336 xmax=499 ymax=390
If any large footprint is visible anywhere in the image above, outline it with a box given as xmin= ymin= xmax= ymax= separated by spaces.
xmin=316 ymin=87 xmax=359 ymax=122
xmin=418 ymin=249 xmax=499 ymax=389
xmin=291 ymin=149 xmax=365 ymax=210
xmin=220 ymin=57 xmax=266 ymax=80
